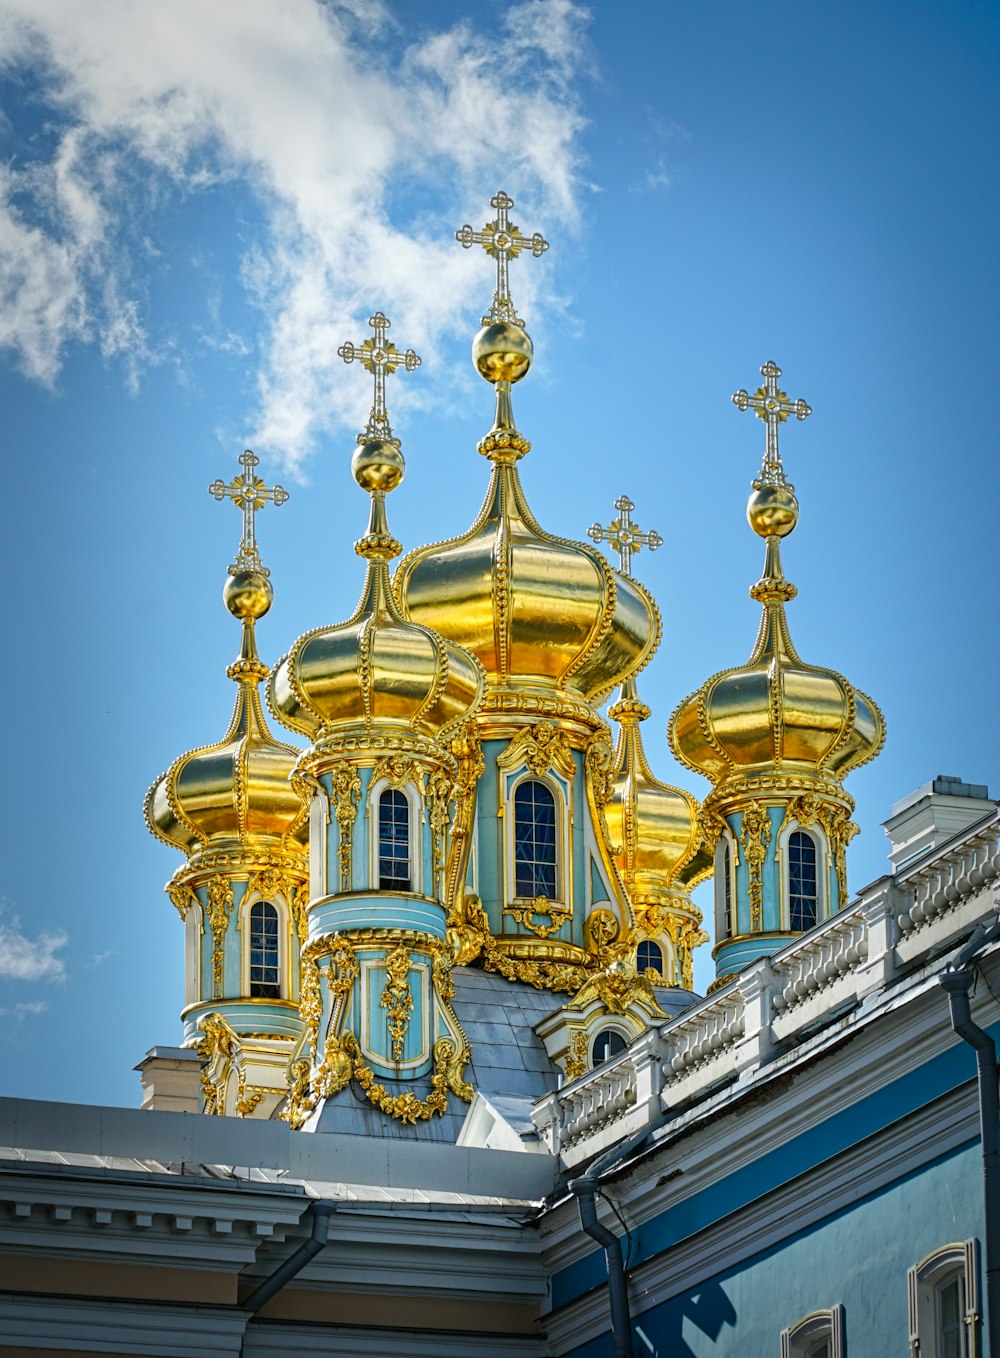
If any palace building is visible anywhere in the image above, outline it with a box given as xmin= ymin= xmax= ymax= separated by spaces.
xmin=1 ymin=192 xmax=997 ymax=1358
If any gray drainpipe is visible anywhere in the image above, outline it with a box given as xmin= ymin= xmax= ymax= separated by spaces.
xmin=239 ymin=1198 xmax=335 ymax=1346
xmin=940 ymin=967 xmax=1000 ymax=1358
xmin=569 ymin=1173 xmax=636 ymax=1358
xmin=568 ymin=1120 xmax=656 ymax=1358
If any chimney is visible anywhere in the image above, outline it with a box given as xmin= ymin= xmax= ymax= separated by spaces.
xmin=883 ymin=775 xmax=994 ymax=874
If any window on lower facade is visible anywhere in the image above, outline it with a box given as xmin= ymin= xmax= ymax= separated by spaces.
xmin=378 ymin=788 xmax=411 ymax=892
xmin=909 ymin=1241 xmax=978 ymax=1358
xmin=780 ymin=1304 xmax=844 ymax=1358
xmin=637 ymin=940 xmax=663 ymax=977
xmin=513 ymin=779 xmax=557 ymax=898
xmin=592 ymin=1029 xmax=628 ymax=1066
xmin=249 ymin=900 xmax=280 ymax=999
xmin=789 ymin=829 xmax=819 ymax=931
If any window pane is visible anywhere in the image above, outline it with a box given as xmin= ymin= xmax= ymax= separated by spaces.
xmin=592 ymin=1030 xmax=627 ymax=1065
xmin=637 ymin=941 xmax=663 ymax=975
xmin=249 ymin=900 xmax=280 ymax=999
xmin=789 ymin=831 xmax=818 ymax=931
xmin=937 ymin=1273 xmax=967 ymax=1358
xmin=723 ymin=843 xmax=733 ymax=936
xmin=514 ymin=781 xmax=557 ymax=899
xmin=379 ymin=789 xmax=411 ymax=892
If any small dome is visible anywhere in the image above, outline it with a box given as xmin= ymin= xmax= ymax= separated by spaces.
xmin=269 ymin=488 xmax=484 ymax=748
xmin=605 ymin=681 xmax=708 ymax=896
xmin=146 ymin=631 xmax=307 ymax=864
xmin=669 ymin=516 xmax=885 ymax=796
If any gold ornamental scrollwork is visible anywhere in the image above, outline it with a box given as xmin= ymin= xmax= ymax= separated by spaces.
xmin=427 ymin=767 xmax=454 ymax=898
xmin=379 ymin=943 xmax=414 ymax=1064
xmin=329 ymin=762 xmax=362 ymax=892
xmin=167 ymin=880 xmax=196 ymax=921
xmin=206 ymin=876 xmax=235 ymax=997
xmin=585 ymin=732 xmax=616 ymax=809
xmin=499 ymin=719 xmax=576 ymax=780
xmin=196 ymin=1010 xmax=259 ymax=1117
xmin=445 ymin=723 xmax=485 ymax=911
xmin=370 ymin=753 xmax=418 ymax=791
xmin=564 ymin=1027 xmax=589 ymax=1080
xmin=504 ymin=894 xmax=573 ymax=939
xmin=570 ymin=959 xmax=666 ymax=1019
xmin=740 ymin=801 xmax=771 ymax=932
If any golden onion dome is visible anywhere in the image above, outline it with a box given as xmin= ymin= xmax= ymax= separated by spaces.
xmin=669 ymin=364 xmax=885 ymax=800
xmin=268 ymin=438 xmax=485 ymax=748
xmin=605 ymin=679 xmax=710 ymax=896
xmin=146 ymin=570 xmax=307 ymax=865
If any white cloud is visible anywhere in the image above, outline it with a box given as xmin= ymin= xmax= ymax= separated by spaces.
xmin=0 ymin=0 xmax=591 ymax=470
xmin=0 ymin=1000 xmax=48 ymax=1023
xmin=0 ymin=911 xmax=68 ymax=982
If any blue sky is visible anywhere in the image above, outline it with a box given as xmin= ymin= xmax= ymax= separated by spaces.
xmin=0 ymin=1 xmax=997 ymax=1107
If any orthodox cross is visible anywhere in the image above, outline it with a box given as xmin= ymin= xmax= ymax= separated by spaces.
xmin=208 ymin=449 xmax=289 ymax=574
xmin=455 ymin=190 xmax=549 ymax=327
xmin=588 ymin=495 xmax=662 ymax=579
xmin=732 ymin=360 xmax=811 ymax=487
xmin=338 ymin=311 xmax=421 ymax=445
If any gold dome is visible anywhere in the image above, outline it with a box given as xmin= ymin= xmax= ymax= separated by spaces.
xmin=394 ymin=426 xmax=660 ymax=706
xmin=146 ymin=621 xmax=307 ymax=865
xmin=268 ymin=481 xmax=484 ymax=750
xmin=669 ymin=532 xmax=885 ymax=797
xmin=606 ymin=680 xmax=711 ymax=896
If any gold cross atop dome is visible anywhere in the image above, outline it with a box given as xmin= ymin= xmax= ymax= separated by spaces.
xmin=208 ymin=449 xmax=289 ymax=575
xmin=588 ymin=495 xmax=663 ymax=578
xmin=455 ymin=190 xmax=549 ymax=328
xmin=732 ymin=360 xmax=811 ymax=488
xmin=338 ymin=312 xmax=421 ymax=447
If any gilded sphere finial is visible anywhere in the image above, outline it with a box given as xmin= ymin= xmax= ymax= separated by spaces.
xmin=224 ymin=568 xmax=273 ymax=620
xmin=747 ymin=483 xmax=799 ymax=539
xmin=353 ymin=439 xmax=405 ymax=494
xmin=473 ymin=322 xmax=533 ymax=385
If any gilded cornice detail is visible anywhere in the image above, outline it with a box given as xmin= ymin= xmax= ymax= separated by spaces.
xmin=380 ymin=943 xmax=414 ymax=1063
xmin=504 ymin=895 xmax=574 ymax=939
xmin=498 ymin=719 xmax=576 ymax=780
xmin=329 ymin=762 xmax=363 ymax=892
xmin=167 ymin=880 xmax=196 ymax=921
xmin=740 ymin=801 xmax=771 ymax=932
xmin=206 ymin=876 xmax=235 ymax=997
xmin=370 ymin=753 xmax=418 ymax=791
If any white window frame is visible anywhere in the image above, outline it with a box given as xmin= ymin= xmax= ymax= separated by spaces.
xmin=590 ymin=1022 xmax=632 ymax=1069
xmin=908 ymin=1240 xmax=979 ymax=1357
xmin=184 ymin=898 xmax=203 ymax=1007
xmin=781 ymin=1303 xmax=845 ymax=1358
xmin=308 ymin=783 xmax=329 ymax=903
xmin=714 ymin=831 xmax=737 ymax=941
xmin=778 ymin=820 xmax=830 ymax=931
xmin=636 ymin=938 xmax=665 ymax=980
xmin=504 ymin=771 xmax=569 ymax=909
xmin=368 ymin=777 xmax=422 ymax=895
xmin=238 ymin=889 xmax=290 ymax=1000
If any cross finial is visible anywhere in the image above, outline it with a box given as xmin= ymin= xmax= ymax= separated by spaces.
xmin=455 ymin=190 xmax=549 ymax=327
xmin=588 ymin=495 xmax=662 ymax=578
xmin=338 ymin=311 xmax=421 ymax=447
xmin=208 ymin=449 xmax=289 ymax=575
xmin=732 ymin=360 xmax=811 ymax=488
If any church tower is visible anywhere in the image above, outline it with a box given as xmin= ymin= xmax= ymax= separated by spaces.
xmin=145 ymin=452 xmax=308 ymax=1117
xmin=669 ymin=362 xmax=885 ymax=986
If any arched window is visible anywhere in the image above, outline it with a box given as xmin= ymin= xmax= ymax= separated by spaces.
xmin=592 ymin=1029 xmax=628 ymax=1066
xmin=788 ymin=830 xmax=819 ymax=931
xmin=249 ymin=900 xmax=280 ymax=999
xmin=636 ymin=940 xmax=663 ymax=977
xmin=780 ymin=1304 xmax=845 ymax=1358
xmin=908 ymin=1242 xmax=976 ymax=1358
xmin=513 ymin=780 xmax=557 ymax=898
xmin=723 ymin=841 xmax=733 ymax=937
xmin=378 ymin=789 xmax=411 ymax=892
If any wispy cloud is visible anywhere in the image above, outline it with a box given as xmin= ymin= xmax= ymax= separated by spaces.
xmin=0 ymin=999 xmax=48 ymax=1023
xmin=0 ymin=908 xmax=68 ymax=982
xmin=0 ymin=0 xmax=591 ymax=470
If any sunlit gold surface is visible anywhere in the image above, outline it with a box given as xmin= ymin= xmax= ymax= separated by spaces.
xmin=395 ymin=461 xmax=660 ymax=703
xmin=223 ymin=568 xmax=273 ymax=620
xmin=353 ymin=439 xmax=405 ymax=493
xmin=473 ymin=322 xmax=533 ymax=384
xmin=746 ymin=483 xmax=799 ymax=538
xmin=146 ymin=618 xmax=308 ymax=865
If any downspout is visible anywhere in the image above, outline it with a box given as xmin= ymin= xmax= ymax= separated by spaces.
xmin=940 ymin=968 xmax=1000 ymax=1358
xmin=568 ymin=1173 xmax=636 ymax=1358
xmin=239 ymin=1198 xmax=335 ymax=1349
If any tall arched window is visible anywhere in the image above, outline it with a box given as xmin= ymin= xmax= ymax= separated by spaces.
xmin=789 ymin=830 xmax=819 ymax=931
xmin=514 ymin=780 xmax=557 ymax=898
xmin=249 ymin=900 xmax=280 ymax=999
xmin=636 ymin=940 xmax=663 ymax=977
xmin=379 ymin=789 xmax=411 ymax=892
xmin=723 ymin=842 xmax=733 ymax=937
